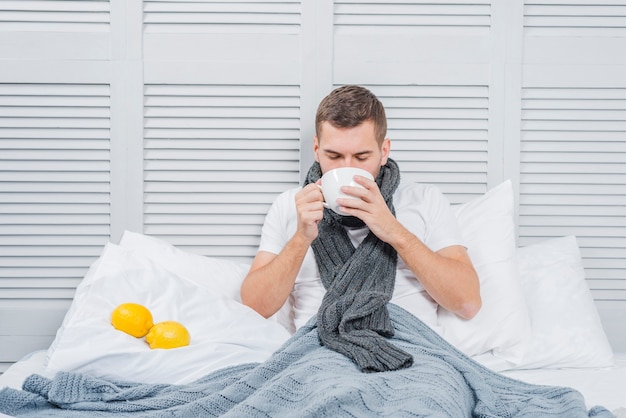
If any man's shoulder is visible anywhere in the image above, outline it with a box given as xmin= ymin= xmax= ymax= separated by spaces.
xmin=276 ymin=185 xmax=302 ymax=198
xmin=270 ymin=186 xmax=302 ymax=210
xmin=394 ymin=182 xmax=444 ymax=204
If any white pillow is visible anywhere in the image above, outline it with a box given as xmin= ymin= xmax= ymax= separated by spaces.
xmin=514 ymin=235 xmax=614 ymax=369
xmin=119 ymin=231 xmax=295 ymax=333
xmin=44 ymin=243 xmax=291 ymax=384
xmin=119 ymin=231 xmax=249 ymax=302
xmin=437 ymin=180 xmax=532 ymax=365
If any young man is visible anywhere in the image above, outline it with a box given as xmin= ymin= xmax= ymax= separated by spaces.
xmin=241 ymin=85 xmax=481 ymax=350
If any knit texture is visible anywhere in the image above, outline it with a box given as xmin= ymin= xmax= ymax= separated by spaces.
xmin=0 ymin=304 xmax=614 ymax=417
xmin=305 ymin=159 xmax=413 ymax=372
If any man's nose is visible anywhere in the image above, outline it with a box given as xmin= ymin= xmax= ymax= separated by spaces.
xmin=340 ymin=157 xmax=354 ymax=167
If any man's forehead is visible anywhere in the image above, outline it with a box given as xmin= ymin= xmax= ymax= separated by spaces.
xmin=318 ymin=121 xmax=377 ymax=141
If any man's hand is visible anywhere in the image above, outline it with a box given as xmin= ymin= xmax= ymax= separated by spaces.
xmin=294 ymin=181 xmax=325 ymax=244
xmin=336 ymin=175 xmax=402 ymax=243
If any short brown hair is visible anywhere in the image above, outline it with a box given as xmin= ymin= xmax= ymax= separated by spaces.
xmin=315 ymin=85 xmax=387 ymax=146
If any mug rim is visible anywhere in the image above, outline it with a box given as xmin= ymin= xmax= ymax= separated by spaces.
xmin=321 ymin=166 xmax=373 ymax=180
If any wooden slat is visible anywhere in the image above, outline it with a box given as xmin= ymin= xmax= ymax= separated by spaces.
xmin=0 ymin=0 xmax=110 ymax=32
xmin=143 ymin=0 xmax=300 ymax=33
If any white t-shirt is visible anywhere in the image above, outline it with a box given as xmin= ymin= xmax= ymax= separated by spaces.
xmin=259 ymin=181 xmax=464 ymax=331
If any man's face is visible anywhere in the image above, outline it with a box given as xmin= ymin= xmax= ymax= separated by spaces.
xmin=313 ymin=120 xmax=390 ymax=178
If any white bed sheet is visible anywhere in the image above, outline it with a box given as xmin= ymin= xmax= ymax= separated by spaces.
xmin=1 ymin=351 xmax=625 ymax=417
xmin=500 ymin=354 xmax=626 ymax=413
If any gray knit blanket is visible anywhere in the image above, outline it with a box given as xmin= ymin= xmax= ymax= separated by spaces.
xmin=0 ymin=304 xmax=615 ymax=417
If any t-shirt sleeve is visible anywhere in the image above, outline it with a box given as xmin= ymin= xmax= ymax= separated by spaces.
xmin=258 ymin=188 xmax=299 ymax=256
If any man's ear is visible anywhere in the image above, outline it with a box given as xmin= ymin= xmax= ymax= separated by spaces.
xmin=380 ymin=138 xmax=391 ymax=165
xmin=313 ymin=135 xmax=320 ymax=162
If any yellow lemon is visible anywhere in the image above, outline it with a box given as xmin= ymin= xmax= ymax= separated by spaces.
xmin=145 ymin=321 xmax=191 ymax=350
xmin=111 ymin=303 xmax=154 ymax=338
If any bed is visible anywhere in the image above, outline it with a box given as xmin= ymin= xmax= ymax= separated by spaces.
xmin=1 ymin=181 xmax=624 ymax=417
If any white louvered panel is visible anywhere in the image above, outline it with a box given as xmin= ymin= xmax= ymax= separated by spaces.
xmin=143 ymin=0 xmax=300 ymax=34
xmin=142 ymin=0 xmax=301 ymax=63
xmin=334 ymin=1 xmax=490 ymax=35
xmin=0 ymin=83 xmax=111 ymax=307
xmin=524 ymin=1 xmax=626 ymax=36
xmin=144 ymin=84 xmax=301 ymax=261
xmin=0 ymin=0 xmax=110 ymax=32
xmin=519 ymin=86 xmax=626 ymax=301
xmin=365 ymin=85 xmax=489 ymax=204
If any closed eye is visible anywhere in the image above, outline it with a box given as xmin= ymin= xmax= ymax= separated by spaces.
xmin=323 ymin=149 xmax=343 ymax=159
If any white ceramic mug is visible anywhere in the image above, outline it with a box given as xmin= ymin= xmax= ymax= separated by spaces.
xmin=320 ymin=167 xmax=374 ymax=215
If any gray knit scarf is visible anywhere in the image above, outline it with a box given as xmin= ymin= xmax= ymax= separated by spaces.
xmin=304 ymin=158 xmax=413 ymax=372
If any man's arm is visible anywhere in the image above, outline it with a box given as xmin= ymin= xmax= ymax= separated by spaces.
xmin=240 ymin=182 xmax=324 ymax=318
xmin=391 ymin=236 xmax=481 ymax=319
xmin=336 ymin=176 xmax=481 ymax=319
xmin=240 ymin=239 xmax=307 ymax=318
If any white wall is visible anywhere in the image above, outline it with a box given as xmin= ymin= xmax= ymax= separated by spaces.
xmin=1 ymin=0 xmax=625 ymax=370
